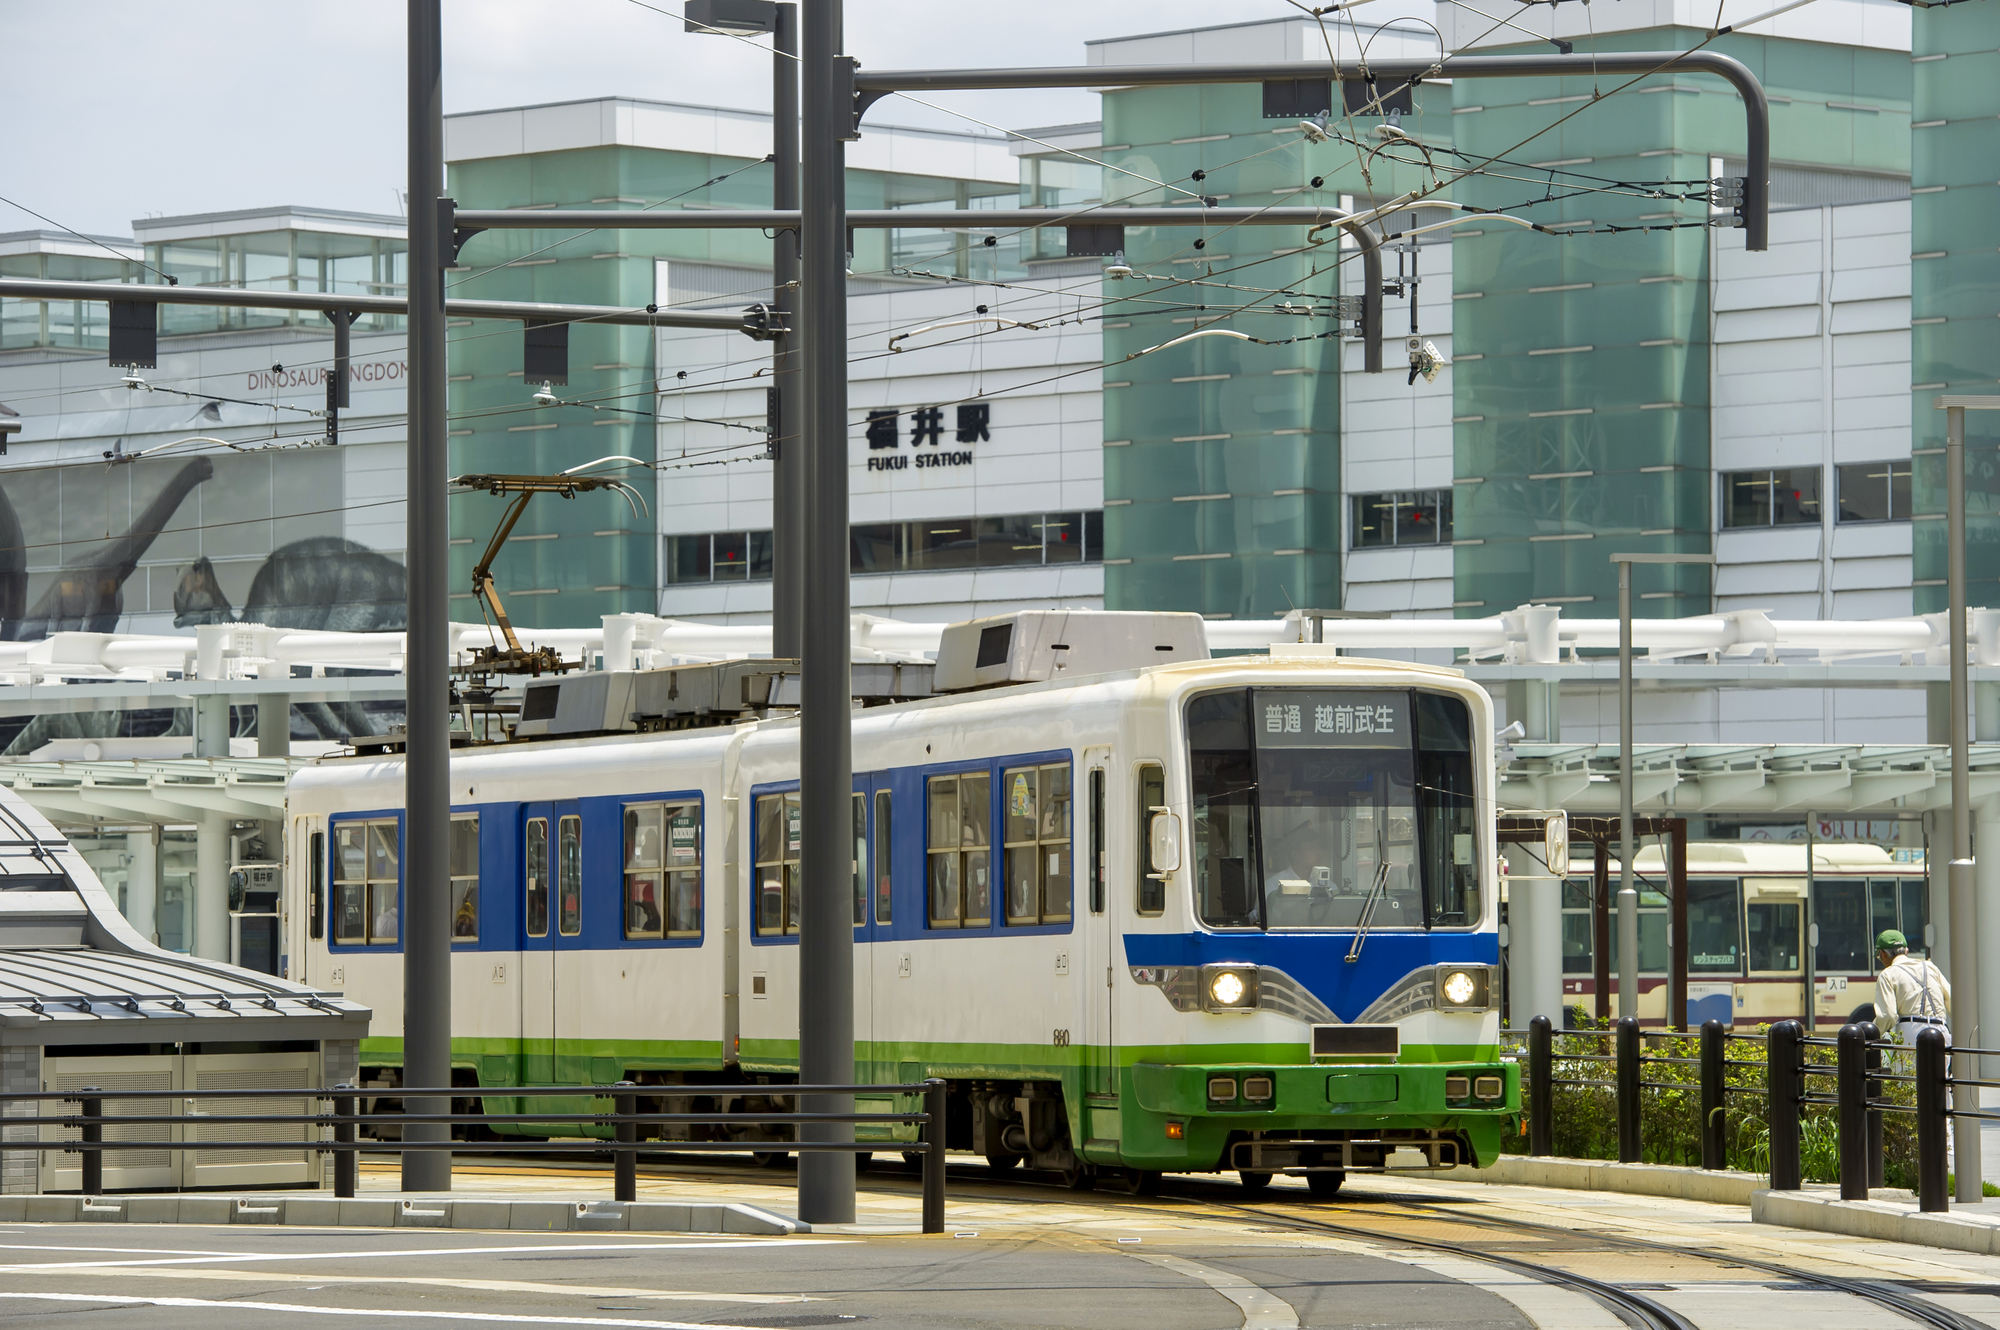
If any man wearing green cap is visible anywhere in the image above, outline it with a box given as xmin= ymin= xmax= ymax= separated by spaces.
xmin=1874 ymin=928 xmax=1950 ymax=1046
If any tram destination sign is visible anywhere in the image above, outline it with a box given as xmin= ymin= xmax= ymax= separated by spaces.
xmin=862 ymin=401 xmax=990 ymax=475
xmin=1253 ymin=689 xmax=1409 ymax=749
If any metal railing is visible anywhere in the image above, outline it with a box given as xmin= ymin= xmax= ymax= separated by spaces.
xmin=0 ymin=1079 xmax=950 ymax=1233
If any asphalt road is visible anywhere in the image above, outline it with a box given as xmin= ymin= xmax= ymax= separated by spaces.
xmin=0 ymin=1222 xmax=1533 ymax=1330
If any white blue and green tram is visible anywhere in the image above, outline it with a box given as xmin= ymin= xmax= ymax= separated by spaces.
xmin=283 ymin=651 xmax=1519 ymax=1192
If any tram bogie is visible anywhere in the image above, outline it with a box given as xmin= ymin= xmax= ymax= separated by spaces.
xmin=284 ymin=647 xmax=1532 ymax=1179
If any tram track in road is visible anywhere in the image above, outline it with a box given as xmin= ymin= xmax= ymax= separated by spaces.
xmin=414 ymin=1152 xmax=1992 ymax=1328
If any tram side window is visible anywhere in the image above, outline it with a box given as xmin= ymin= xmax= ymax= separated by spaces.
xmin=450 ymin=814 xmax=479 ymax=942
xmin=309 ymin=830 xmax=324 ymax=940
xmin=525 ymin=818 xmax=549 ymax=937
xmin=754 ymin=793 xmax=801 ymax=936
xmin=1414 ymin=692 xmax=1478 ymax=927
xmin=926 ymin=773 xmax=991 ymax=928
xmin=1747 ymin=898 xmax=1802 ymax=972
xmin=557 ymin=814 xmax=582 ymax=937
xmin=623 ymin=802 xmax=702 ymax=940
xmin=332 ymin=818 xmax=398 ymax=946
xmin=1688 ymin=878 xmax=1743 ymax=974
xmin=1811 ymin=879 xmax=1871 ymax=973
xmin=873 ymin=791 xmax=892 ymax=924
xmin=1003 ymin=764 xmax=1072 ymax=926
xmin=1560 ymin=875 xmax=1594 ymax=973
xmin=1135 ymin=763 xmax=1165 ymax=916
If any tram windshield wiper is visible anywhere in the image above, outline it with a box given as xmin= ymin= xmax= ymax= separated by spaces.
xmin=1344 ymin=860 xmax=1391 ymax=964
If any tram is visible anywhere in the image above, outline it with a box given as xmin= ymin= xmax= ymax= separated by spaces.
xmin=1554 ymin=840 xmax=1929 ymax=1027
xmin=282 ymin=615 xmax=1532 ymax=1192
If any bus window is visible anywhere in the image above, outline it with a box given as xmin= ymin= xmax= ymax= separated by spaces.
xmin=1871 ymin=878 xmax=1927 ymax=960
xmin=1610 ymin=887 xmax=1670 ymax=976
xmin=1687 ymin=879 xmax=1742 ymax=975
xmin=1812 ymin=880 xmax=1870 ymax=973
xmin=1560 ymin=876 xmax=1593 ymax=974
xmin=1747 ymin=899 xmax=1802 ymax=973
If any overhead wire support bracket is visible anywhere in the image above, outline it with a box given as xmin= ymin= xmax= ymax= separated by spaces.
xmin=846 ymin=50 xmax=1773 ymax=251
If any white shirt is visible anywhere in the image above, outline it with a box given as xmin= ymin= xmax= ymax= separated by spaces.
xmin=1875 ymin=953 xmax=1950 ymax=1028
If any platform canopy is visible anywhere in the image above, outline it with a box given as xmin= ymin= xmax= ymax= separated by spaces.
xmin=1501 ymin=742 xmax=2000 ymax=815
xmin=0 ymin=757 xmax=306 ymax=828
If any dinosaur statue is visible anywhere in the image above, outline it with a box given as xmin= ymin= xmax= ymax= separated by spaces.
xmin=6 ymin=456 xmax=215 ymax=640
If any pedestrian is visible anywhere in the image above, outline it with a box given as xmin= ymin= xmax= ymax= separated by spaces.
xmin=1874 ymin=929 xmax=1950 ymax=1046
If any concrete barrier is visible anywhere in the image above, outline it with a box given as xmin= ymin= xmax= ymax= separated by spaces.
xmin=0 ymin=1192 xmax=805 ymax=1232
xmin=1443 ymin=1154 xmax=1768 ymax=1205
xmin=1751 ymin=1189 xmax=2000 ymax=1255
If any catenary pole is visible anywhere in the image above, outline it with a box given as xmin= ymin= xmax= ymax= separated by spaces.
xmin=1947 ymin=399 xmax=1981 ymax=1201
xmin=403 ymin=0 xmax=452 ymax=1193
xmin=772 ymin=3 xmax=803 ymax=659
xmin=797 ymin=0 xmax=855 ymax=1224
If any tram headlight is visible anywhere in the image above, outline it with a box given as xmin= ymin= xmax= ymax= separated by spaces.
xmin=1201 ymin=963 xmax=1260 ymax=1013
xmin=1435 ymin=965 xmax=1492 ymax=1011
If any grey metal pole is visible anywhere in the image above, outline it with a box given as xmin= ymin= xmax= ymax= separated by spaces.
xmin=771 ymin=2 xmax=803 ymax=660
xmin=797 ymin=0 xmax=855 ymax=1226
xmin=1618 ymin=560 xmax=1639 ymax=1020
xmin=403 ymin=0 xmax=452 ymax=1194
xmin=1947 ymin=401 xmax=1981 ymax=1201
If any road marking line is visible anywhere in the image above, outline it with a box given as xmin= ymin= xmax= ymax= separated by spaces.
xmin=4 ymin=1264 xmax=816 ymax=1303
xmin=0 ymin=1237 xmax=837 ymax=1273
xmin=1122 ymin=1250 xmax=1299 ymax=1329
xmin=0 ymin=1242 xmax=240 ymax=1257
xmin=0 ymin=1291 xmax=779 ymax=1329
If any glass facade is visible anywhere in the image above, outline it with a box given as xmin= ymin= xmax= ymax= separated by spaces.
xmin=445 ymin=139 xmax=1016 ymax=629
xmin=1451 ymin=31 xmax=1911 ymax=615
xmin=1098 ymin=80 xmax=1444 ymax=618
xmin=0 ymin=244 xmax=141 ymax=351
xmin=147 ymin=226 xmax=407 ymax=336
xmin=1911 ymin=4 xmax=2000 ymax=612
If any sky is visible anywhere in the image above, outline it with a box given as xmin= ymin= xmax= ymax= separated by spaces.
xmin=3 ymin=0 xmax=1321 ymax=240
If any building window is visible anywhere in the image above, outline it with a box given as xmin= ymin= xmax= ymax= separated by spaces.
xmin=1722 ymin=468 xmax=1820 ymax=528
xmin=450 ymin=814 xmax=478 ymax=941
xmin=1351 ymin=490 xmax=1452 ymax=548
xmin=624 ymin=802 xmax=701 ymax=940
xmin=1836 ymin=461 xmax=1911 ymax=523
xmin=754 ymin=792 xmax=801 ymax=936
xmin=665 ymin=512 xmax=1104 ymax=583
xmin=926 ymin=772 xmax=992 ymax=928
xmin=1002 ymin=764 xmax=1073 ymax=926
xmin=332 ymin=818 xmax=398 ymax=946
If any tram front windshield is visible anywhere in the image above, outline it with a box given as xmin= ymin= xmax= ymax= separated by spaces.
xmin=1185 ymin=688 xmax=1478 ymax=931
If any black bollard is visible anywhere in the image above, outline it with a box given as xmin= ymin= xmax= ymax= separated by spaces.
xmin=79 ymin=1087 xmax=102 ymax=1196
xmin=1615 ymin=1017 xmax=1641 ymax=1164
xmin=613 ymin=1081 xmax=637 ymax=1203
xmin=1529 ymin=1015 xmax=1553 ymax=1157
xmin=1837 ymin=1024 xmax=1868 ymax=1201
xmin=921 ymin=1079 xmax=946 ymax=1235
xmin=1916 ymin=1027 xmax=1949 ymax=1213
xmin=1700 ymin=1020 xmax=1727 ymax=1170
xmin=333 ymin=1084 xmax=357 ymax=1199
xmin=1767 ymin=1020 xmax=1803 ymax=1191
xmin=1864 ymin=1023 xmax=1884 ymax=1190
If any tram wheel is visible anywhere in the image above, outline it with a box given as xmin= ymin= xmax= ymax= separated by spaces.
xmin=1237 ymin=1170 xmax=1274 ymax=1195
xmin=901 ymin=1150 xmax=924 ymax=1172
xmin=1063 ymin=1163 xmax=1096 ymax=1191
xmin=1124 ymin=1168 xmax=1161 ymax=1196
xmin=753 ymin=1149 xmax=791 ymax=1169
xmin=984 ymin=1151 xmax=1020 ymax=1172
xmin=1305 ymin=1170 xmax=1346 ymax=1199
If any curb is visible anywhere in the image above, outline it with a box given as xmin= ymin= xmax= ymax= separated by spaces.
xmin=0 ymin=1195 xmax=805 ymax=1234
xmin=1442 ymin=1155 xmax=1768 ymax=1205
xmin=1750 ymin=1189 xmax=2000 ymax=1255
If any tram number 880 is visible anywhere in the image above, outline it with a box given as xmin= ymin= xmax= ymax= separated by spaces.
xmin=1052 ymin=1029 xmax=1071 ymax=1047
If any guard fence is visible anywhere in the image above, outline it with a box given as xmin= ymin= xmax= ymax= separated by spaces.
xmin=0 ymin=1079 xmax=949 ymax=1232
xmin=1511 ymin=1014 xmax=1976 ymax=1211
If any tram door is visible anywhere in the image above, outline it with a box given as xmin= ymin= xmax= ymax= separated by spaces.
xmin=520 ymin=803 xmax=580 ymax=1090
xmin=1081 ymin=750 xmax=1116 ymax=1104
